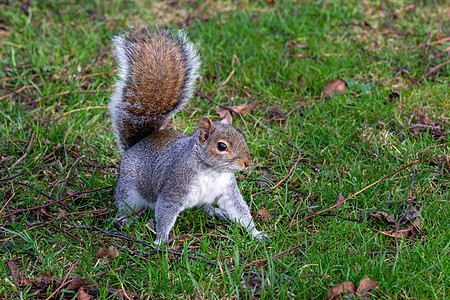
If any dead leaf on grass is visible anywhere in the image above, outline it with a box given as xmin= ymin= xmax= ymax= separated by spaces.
xmin=334 ymin=191 xmax=345 ymax=209
xmin=326 ymin=281 xmax=356 ymax=300
xmin=146 ymin=218 xmax=156 ymax=231
xmin=6 ymin=260 xmax=25 ymax=286
xmin=408 ymin=112 xmax=447 ymax=138
xmin=381 ymin=218 xmax=424 ymax=238
xmin=356 ymin=277 xmax=379 ymax=295
xmin=322 ymin=79 xmax=346 ymax=98
xmin=77 ymin=287 xmax=91 ymax=300
xmin=96 ymin=246 xmax=119 ymax=260
xmin=109 ymin=287 xmax=136 ymax=299
xmin=67 ymin=277 xmax=86 ymax=290
xmin=398 ymin=203 xmax=423 ymax=224
xmin=241 ymin=272 xmax=265 ymax=293
xmin=257 ymin=207 xmax=272 ymax=222
xmin=216 ymin=103 xmax=258 ymax=117
xmin=327 ymin=277 xmax=379 ymax=300
xmin=368 ymin=210 xmax=396 ymax=224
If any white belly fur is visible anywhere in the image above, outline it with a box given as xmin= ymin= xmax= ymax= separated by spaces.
xmin=183 ymin=170 xmax=233 ymax=209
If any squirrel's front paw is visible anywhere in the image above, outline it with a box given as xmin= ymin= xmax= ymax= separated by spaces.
xmin=253 ymin=231 xmax=270 ymax=245
xmin=154 ymin=234 xmax=169 ymax=247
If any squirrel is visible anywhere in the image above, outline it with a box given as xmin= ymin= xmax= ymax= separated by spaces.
xmin=109 ymin=26 xmax=267 ymax=245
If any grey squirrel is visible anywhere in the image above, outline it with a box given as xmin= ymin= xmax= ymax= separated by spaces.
xmin=109 ymin=26 xmax=267 ymax=245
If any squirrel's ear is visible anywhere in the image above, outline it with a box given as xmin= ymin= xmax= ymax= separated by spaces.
xmin=221 ymin=112 xmax=233 ymax=126
xmin=199 ymin=117 xmax=215 ymax=143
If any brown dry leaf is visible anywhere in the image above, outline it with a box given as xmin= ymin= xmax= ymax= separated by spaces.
xmin=257 ymin=207 xmax=272 ymax=222
xmin=381 ymin=228 xmax=411 ymax=238
xmin=398 ymin=203 xmax=422 ymax=224
xmin=408 ymin=112 xmax=447 ymax=138
xmin=67 ymin=277 xmax=86 ymax=290
xmin=42 ymin=271 xmax=53 ymax=283
xmin=216 ymin=103 xmax=258 ymax=117
xmin=6 ymin=260 xmax=24 ymax=286
xmin=334 ymin=191 xmax=345 ymax=209
xmin=109 ymin=287 xmax=136 ymax=299
xmin=77 ymin=287 xmax=91 ymax=300
xmin=294 ymin=53 xmax=306 ymax=58
xmin=57 ymin=208 xmax=68 ymax=219
xmin=146 ymin=218 xmax=156 ymax=231
xmin=241 ymin=272 xmax=264 ymax=293
xmin=410 ymin=218 xmax=425 ymax=236
xmin=326 ymin=281 xmax=356 ymax=300
xmin=96 ymin=246 xmax=119 ymax=260
xmin=368 ymin=210 xmax=396 ymax=224
xmin=356 ymin=277 xmax=379 ymax=295
xmin=322 ymin=79 xmax=346 ymax=98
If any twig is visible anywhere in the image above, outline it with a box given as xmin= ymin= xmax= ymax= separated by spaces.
xmin=424 ymin=60 xmax=450 ymax=76
xmin=165 ymin=232 xmax=231 ymax=244
xmin=68 ymin=226 xmax=219 ymax=267
xmin=0 ymin=83 xmax=43 ymax=101
xmin=415 ymin=142 xmax=448 ymax=159
xmin=288 ymin=199 xmax=303 ymax=229
xmin=31 ymin=88 xmax=114 ymax=103
xmin=251 ymin=138 xmax=301 ymax=200
xmin=410 ymin=36 xmax=450 ymax=49
xmin=44 ymin=260 xmax=79 ymax=300
xmin=58 ymin=155 xmax=85 ymax=200
xmin=63 ymin=106 xmax=109 ymax=116
xmin=0 ymin=165 xmax=25 ymax=182
xmin=0 ymin=191 xmax=14 ymax=217
xmin=195 ymin=88 xmax=241 ymax=116
xmin=10 ymin=131 xmax=36 ymax=170
xmin=0 ymin=185 xmax=114 ymax=220
xmin=290 ymin=160 xmax=420 ymax=227
xmin=242 ymin=244 xmax=305 ymax=269
xmin=216 ymin=54 xmax=248 ymax=91
xmin=78 ymin=69 xmax=117 ymax=79
xmin=113 ymin=207 xmax=145 ymax=224
xmin=320 ymin=120 xmax=375 ymax=160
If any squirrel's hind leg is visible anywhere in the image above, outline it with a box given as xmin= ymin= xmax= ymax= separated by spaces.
xmin=115 ymin=187 xmax=151 ymax=225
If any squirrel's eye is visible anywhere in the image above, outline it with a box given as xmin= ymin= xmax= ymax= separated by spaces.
xmin=217 ymin=142 xmax=228 ymax=151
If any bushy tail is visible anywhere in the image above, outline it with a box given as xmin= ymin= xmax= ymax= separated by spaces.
xmin=109 ymin=26 xmax=201 ymax=150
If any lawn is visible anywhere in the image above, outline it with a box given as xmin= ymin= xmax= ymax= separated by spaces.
xmin=0 ymin=0 xmax=449 ymax=299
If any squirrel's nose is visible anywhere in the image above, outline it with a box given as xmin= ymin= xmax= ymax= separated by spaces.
xmin=243 ymin=157 xmax=253 ymax=168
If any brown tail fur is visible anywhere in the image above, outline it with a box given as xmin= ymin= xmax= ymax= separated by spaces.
xmin=109 ymin=26 xmax=201 ymax=150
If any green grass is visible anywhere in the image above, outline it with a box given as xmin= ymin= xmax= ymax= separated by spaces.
xmin=1 ymin=0 xmax=449 ymax=299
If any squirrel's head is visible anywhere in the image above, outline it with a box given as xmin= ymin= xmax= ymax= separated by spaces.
xmin=197 ymin=112 xmax=252 ymax=172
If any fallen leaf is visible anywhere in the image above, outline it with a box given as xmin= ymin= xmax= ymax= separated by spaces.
xmin=77 ymin=287 xmax=91 ymax=300
xmin=257 ymin=207 xmax=272 ymax=222
xmin=381 ymin=219 xmax=424 ymax=238
xmin=322 ymin=79 xmax=346 ymax=98
xmin=241 ymin=272 xmax=264 ymax=292
xmin=216 ymin=103 xmax=258 ymax=118
xmin=146 ymin=219 xmax=156 ymax=231
xmin=326 ymin=281 xmax=356 ymax=300
xmin=334 ymin=191 xmax=345 ymax=209
xmin=398 ymin=203 xmax=423 ymax=224
xmin=6 ymin=260 xmax=24 ymax=286
xmin=368 ymin=210 xmax=396 ymax=224
xmin=67 ymin=277 xmax=86 ymax=290
xmin=356 ymin=277 xmax=379 ymax=295
xmin=42 ymin=271 xmax=53 ymax=284
xmin=96 ymin=246 xmax=119 ymax=260
xmin=294 ymin=53 xmax=306 ymax=58
xmin=109 ymin=287 xmax=136 ymax=299
xmin=381 ymin=228 xmax=411 ymax=238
